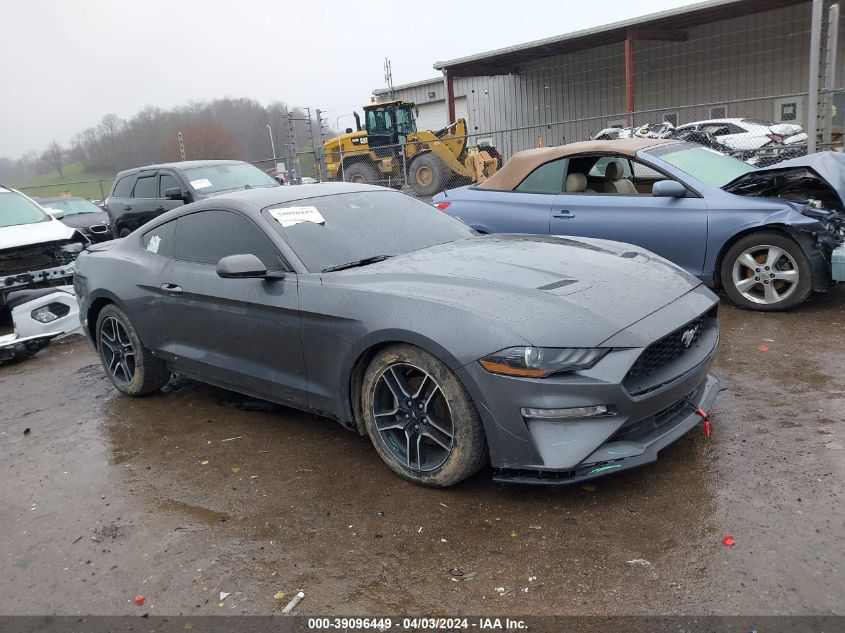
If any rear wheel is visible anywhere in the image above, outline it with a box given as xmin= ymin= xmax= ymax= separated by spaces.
xmin=361 ymin=344 xmax=487 ymax=487
xmin=408 ymin=153 xmax=448 ymax=197
xmin=96 ymin=304 xmax=169 ymax=395
xmin=343 ymin=162 xmax=379 ymax=185
xmin=720 ymin=231 xmax=812 ymax=311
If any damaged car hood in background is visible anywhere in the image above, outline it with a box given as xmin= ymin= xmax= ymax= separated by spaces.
xmin=724 ymin=151 xmax=845 ymax=212
xmin=0 ymin=218 xmax=77 ymax=250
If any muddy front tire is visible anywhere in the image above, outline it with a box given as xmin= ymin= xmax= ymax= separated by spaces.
xmin=343 ymin=162 xmax=380 ymax=185
xmin=361 ymin=344 xmax=488 ymax=487
xmin=96 ymin=304 xmax=170 ymax=396
xmin=720 ymin=231 xmax=812 ymax=311
xmin=408 ymin=153 xmax=449 ymax=197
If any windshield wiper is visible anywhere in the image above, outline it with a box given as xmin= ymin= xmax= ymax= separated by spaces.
xmin=321 ymin=255 xmax=393 ymax=273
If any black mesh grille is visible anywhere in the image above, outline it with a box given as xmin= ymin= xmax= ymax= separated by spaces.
xmin=627 ymin=314 xmax=707 ymax=380
xmin=610 ymin=391 xmax=694 ymax=443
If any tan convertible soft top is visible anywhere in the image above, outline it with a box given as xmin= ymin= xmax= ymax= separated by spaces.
xmin=478 ymin=138 xmax=674 ymax=191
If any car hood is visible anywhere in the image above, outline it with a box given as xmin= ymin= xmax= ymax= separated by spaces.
xmin=723 ymin=151 xmax=845 ymax=212
xmin=59 ymin=212 xmax=109 ymax=229
xmin=0 ymin=218 xmax=76 ymax=250
xmin=323 ymin=235 xmax=705 ymax=347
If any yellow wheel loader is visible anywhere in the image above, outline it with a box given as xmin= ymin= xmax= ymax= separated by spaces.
xmin=323 ymin=100 xmax=501 ymax=197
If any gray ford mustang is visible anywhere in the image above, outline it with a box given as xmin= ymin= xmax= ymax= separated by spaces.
xmin=74 ymin=183 xmax=721 ymax=487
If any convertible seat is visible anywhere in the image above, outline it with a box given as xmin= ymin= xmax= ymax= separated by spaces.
xmin=565 ymin=173 xmax=595 ymax=193
xmin=603 ymin=160 xmax=637 ymax=194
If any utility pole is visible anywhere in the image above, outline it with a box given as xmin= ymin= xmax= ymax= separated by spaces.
xmin=315 ymin=108 xmax=328 ymax=181
xmin=284 ymin=109 xmax=299 ymax=184
xmin=384 ymin=57 xmax=394 ymax=98
xmin=177 ymin=132 xmax=186 ymax=160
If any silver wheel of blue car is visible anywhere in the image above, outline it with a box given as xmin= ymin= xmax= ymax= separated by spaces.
xmin=722 ymin=231 xmax=812 ymax=311
xmin=372 ymin=363 xmax=454 ymax=472
xmin=100 ymin=316 xmax=136 ymax=386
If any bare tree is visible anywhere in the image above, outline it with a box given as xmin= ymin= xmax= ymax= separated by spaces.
xmin=42 ymin=141 xmax=64 ymax=177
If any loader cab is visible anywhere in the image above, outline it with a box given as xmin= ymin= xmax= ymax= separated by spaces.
xmin=363 ymin=101 xmax=417 ymax=155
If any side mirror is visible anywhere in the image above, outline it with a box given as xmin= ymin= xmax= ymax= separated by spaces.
xmin=652 ymin=180 xmax=687 ymax=198
xmin=164 ymin=187 xmax=186 ymax=200
xmin=216 ymin=254 xmax=283 ymax=280
xmin=45 ymin=207 xmax=65 ymax=220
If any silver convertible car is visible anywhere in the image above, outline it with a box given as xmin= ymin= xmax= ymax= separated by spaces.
xmin=434 ymin=140 xmax=845 ymax=311
xmin=75 ymin=183 xmax=721 ymax=487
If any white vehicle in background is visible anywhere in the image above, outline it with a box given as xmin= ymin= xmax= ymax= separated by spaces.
xmin=0 ymin=185 xmax=87 ymax=307
xmin=0 ymin=186 xmax=87 ymax=364
xmin=673 ymin=118 xmax=807 ymax=164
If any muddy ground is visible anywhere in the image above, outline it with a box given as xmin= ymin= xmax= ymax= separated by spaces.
xmin=1 ymin=291 xmax=843 ymax=616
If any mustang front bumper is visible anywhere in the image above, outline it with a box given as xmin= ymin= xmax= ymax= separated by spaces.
xmin=456 ymin=290 xmax=722 ymax=485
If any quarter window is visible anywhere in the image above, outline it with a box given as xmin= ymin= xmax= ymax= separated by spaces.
xmin=142 ymin=220 xmax=177 ymax=258
xmin=133 ymin=175 xmax=158 ymax=198
xmin=515 ymin=158 xmax=566 ymax=194
xmin=174 ymin=210 xmax=281 ymax=269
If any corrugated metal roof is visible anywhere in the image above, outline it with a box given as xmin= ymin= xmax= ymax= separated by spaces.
xmin=434 ymin=0 xmax=808 ymax=76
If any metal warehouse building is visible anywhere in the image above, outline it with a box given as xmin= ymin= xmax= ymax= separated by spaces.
xmin=374 ymin=0 xmax=844 ymax=159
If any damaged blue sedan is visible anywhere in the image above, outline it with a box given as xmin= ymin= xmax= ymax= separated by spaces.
xmin=434 ymin=140 xmax=845 ymax=311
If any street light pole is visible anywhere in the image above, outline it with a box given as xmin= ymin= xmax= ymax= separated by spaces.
xmin=265 ymin=124 xmax=277 ymax=163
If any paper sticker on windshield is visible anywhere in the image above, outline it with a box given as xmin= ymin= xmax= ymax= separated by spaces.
xmin=268 ymin=206 xmax=326 ymax=228
xmin=146 ymin=234 xmax=161 ymax=254
xmin=190 ymin=178 xmax=213 ymax=189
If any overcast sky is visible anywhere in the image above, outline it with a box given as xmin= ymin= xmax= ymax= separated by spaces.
xmin=1 ymin=0 xmax=702 ymax=159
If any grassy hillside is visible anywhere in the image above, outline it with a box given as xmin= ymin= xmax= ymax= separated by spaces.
xmin=12 ymin=162 xmax=115 ymax=200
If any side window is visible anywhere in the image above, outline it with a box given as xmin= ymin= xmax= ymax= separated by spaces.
xmin=142 ymin=220 xmax=177 ymax=258
xmin=589 ymin=156 xmax=632 ymax=178
xmin=112 ymin=175 xmax=135 ymax=197
xmin=133 ymin=175 xmax=158 ymax=198
xmin=159 ymin=173 xmax=180 ymax=197
xmin=175 ymin=210 xmax=281 ymax=269
xmin=514 ymin=158 xmax=566 ymax=194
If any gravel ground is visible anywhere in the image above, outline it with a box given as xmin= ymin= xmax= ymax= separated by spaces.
xmin=1 ymin=291 xmax=843 ymax=616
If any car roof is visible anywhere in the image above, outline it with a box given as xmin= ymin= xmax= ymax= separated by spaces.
xmin=115 ymin=159 xmax=246 ymax=177
xmin=477 ymin=138 xmax=676 ymax=191
xmin=216 ymin=182 xmax=387 ymax=208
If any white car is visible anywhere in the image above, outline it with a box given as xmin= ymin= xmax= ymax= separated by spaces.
xmin=674 ymin=118 xmax=807 ymax=163
xmin=0 ymin=185 xmax=88 ymax=307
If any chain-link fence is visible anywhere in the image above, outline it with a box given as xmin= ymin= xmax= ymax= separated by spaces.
xmin=315 ymin=93 xmax=832 ymax=200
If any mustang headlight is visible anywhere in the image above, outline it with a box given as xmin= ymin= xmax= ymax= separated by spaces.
xmin=478 ymin=347 xmax=609 ymax=378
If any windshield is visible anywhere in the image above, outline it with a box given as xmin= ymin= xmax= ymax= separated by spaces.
xmin=0 ymin=189 xmax=50 ymax=228
xmin=183 ymin=163 xmax=279 ymax=194
xmin=262 ymin=190 xmax=474 ymax=272
xmin=39 ymin=198 xmax=101 ymax=215
xmin=645 ymin=142 xmax=754 ymax=187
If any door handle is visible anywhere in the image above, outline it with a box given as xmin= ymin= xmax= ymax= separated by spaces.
xmin=552 ymin=210 xmax=575 ymax=219
xmin=124 ymin=205 xmax=132 ymax=210
xmin=155 ymin=205 xmax=165 ymax=211
xmin=160 ymin=283 xmax=182 ymax=294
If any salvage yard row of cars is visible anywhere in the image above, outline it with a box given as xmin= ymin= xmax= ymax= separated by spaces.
xmin=3 ymin=139 xmax=845 ymax=486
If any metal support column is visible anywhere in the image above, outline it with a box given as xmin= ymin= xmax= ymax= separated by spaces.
xmin=807 ymin=0 xmax=824 ymax=154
